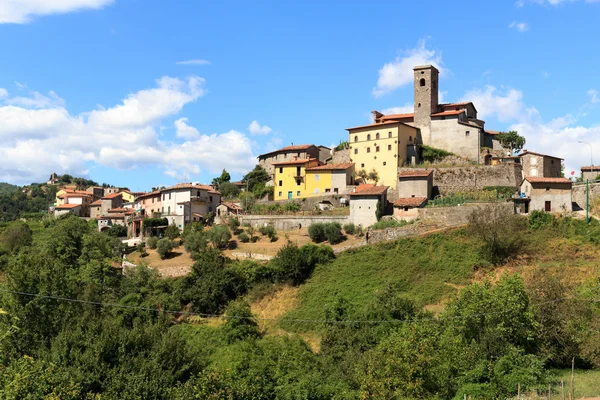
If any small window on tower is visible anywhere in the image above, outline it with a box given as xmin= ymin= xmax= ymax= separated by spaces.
xmin=388 ymin=144 xmax=392 ymax=151
xmin=367 ymin=147 xmax=371 ymax=153
xmin=388 ymin=132 xmax=392 ymax=138
xmin=367 ymin=134 xmax=371 ymax=140
xmin=383 ymin=161 xmax=386 ymax=166
xmin=376 ymin=146 xmax=380 ymax=152
xmin=465 ymin=131 xmax=470 ymax=137
xmin=354 ymin=149 xmax=358 ymax=154
xmin=361 ymin=163 xmax=364 ymax=168
xmin=354 ymin=136 xmax=358 ymax=142
xmin=409 ymin=136 xmax=412 ymax=142
xmin=376 ymin=132 xmax=380 ymax=140
xmin=420 ymin=78 xmax=426 ymax=87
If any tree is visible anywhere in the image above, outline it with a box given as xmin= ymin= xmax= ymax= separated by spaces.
xmin=206 ymin=225 xmax=231 ymax=249
xmin=367 ymin=169 xmax=379 ymax=184
xmin=242 ymin=165 xmax=270 ymax=193
xmin=496 ymin=130 xmax=526 ymax=155
xmin=212 ymin=169 xmax=231 ymax=188
xmin=156 ymin=238 xmax=174 ymax=259
xmin=164 ymin=224 xmax=180 ymax=240
xmin=0 ymin=221 xmax=32 ymax=253
xmin=239 ymin=192 xmax=256 ymax=212
xmin=357 ymin=169 xmax=368 ymax=183
xmin=221 ymin=301 xmax=260 ymax=343
xmin=218 ymin=182 xmax=241 ymax=199
xmin=106 ymin=224 xmax=127 ymax=238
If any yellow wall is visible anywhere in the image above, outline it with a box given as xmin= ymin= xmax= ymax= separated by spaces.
xmin=274 ymin=160 xmax=320 ymax=201
xmin=55 ymin=189 xmax=68 ymax=206
xmin=348 ymin=123 xmax=416 ymax=188
xmin=120 ymin=191 xmax=135 ymax=203
xmin=305 ymin=170 xmax=333 ymax=196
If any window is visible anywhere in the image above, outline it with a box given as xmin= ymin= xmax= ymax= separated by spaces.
xmin=314 ymin=174 xmax=320 ymax=181
xmin=546 ymin=187 xmax=550 ymax=192
xmin=388 ymin=144 xmax=392 ymax=151
xmin=296 ymin=166 xmax=301 ymax=176
xmin=404 ymin=207 xmax=409 ymax=212
xmin=209 ymin=196 xmax=213 ymax=202
xmin=296 ymin=191 xmax=301 ymax=197
xmin=162 ymin=194 xmax=165 ymax=201
xmin=409 ymin=136 xmax=412 ymax=142
xmin=325 ymin=188 xmax=331 ymax=193
xmin=279 ymin=167 xmax=283 ymax=173
xmin=418 ymin=103 xmax=421 ymax=108
xmin=296 ymin=178 xmax=301 ymax=186
xmin=383 ymin=161 xmax=386 ymax=166
xmin=367 ymin=134 xmax=371 ymax=140
xmin=376 ymin=132 xmax=380 ymax=140
xmin=334 ymin=188 xmax=339 ymax=194
xmin=367 ymin=147 xmax=371 ymax=153
xmin=278 ymin=180 xmax=282 ymax=186
xmin=361 ymin=163 xmax=365 ymax=168
xmin=354 ymin=135 xmax=358 ymax=142
xmin=354 ymin=148 xmax=358 ymax=154
xmin=376 ymin=146 xmax=380 ymax=152
xmin=388 ymin=132 xmax=392 ymax=138
xmin=465 ymin=131 xmax=470 ymax=137
xmin=278 ymin=191 xmax=282 ymax=197
xmin=169 ymin=193 xmax=171 ymax=200
xmin=420 ymin=78 xmax=426 ymax=87
xmin=167 ymin=206 xmax=170 ymax=214
xmin=551 ymin=159 xmax=554 ymax=164
xmin=152 ymin=197 xmax=154 ymax=203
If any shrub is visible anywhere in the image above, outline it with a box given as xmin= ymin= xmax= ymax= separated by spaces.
xmin=227 ymin=217 xmax=240 ymax=232
xmin=308 ymin=223 xmax=326 ymax=243
xmin=221 ymin=301 xmax=260 ymax=344
xmin=136 ymin=242 xmax=146 ymax=254
xmin=207 ymin=225 xmax=232 ymax=249
xmin=371 ymin=219 xmax=408 ymax=230
xmin=283 ymin=202 xmax=301 ymax=212
xmin=323 ymin=222 xmax=343 ymax=244
xmin=528 ymin=210 xmax=555 ymax=230
xmin=270 ymin=241 xmax=335 ymax=285
xmin=164 ymin=224 xmax=180 ymax=240
xmin=259 ymin=224 xmax=277 ymax=242
xmin=156 ymin=238 xmax=174 ymax=259
xmin=106 ymin=224 xmax=127 ymax=238
xmin=468 ymin=207 xmax=526 ymax=265
xmin=238 ymin=231 xmax=250 ymax=243
xmin=343 ymin=223 xmax=356 ymax=235
xmin=419 ymin=144 xmax=453 ymax=163
xmin=182 ymin=221 xmax=204 ymax=239
xmin=146 ymin=236 xmax=158 ymax=249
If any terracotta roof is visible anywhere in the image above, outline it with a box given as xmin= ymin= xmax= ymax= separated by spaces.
xmin=524 ymin=177 xmax=572 ymax=184
xmin=280 ymin=144 xmax=314 ymax=151
xmin=581 ymin=166 xmax=600 ymax=171
xmin=90 ymin=200 xmax=102 ymax=206
xmin=346 ymin=121 xmax=409 ymax=130
xmin=220 ymin=202 xmax=242 ymax=211
xmin=394 ymin=197 xmax=428 ymax=208
xmin=98 ymin=214 xmax=126 ymax=219
xmin=349 ymin=184 xmax=389 ymax=196
xmin=431 ymin=110 xmax=464 ymax=117
xmin=485 ymin=130 xmax=501 ymax=135
xmin=380 ymin=113 xmax=415 ymax=121
xmin=163 ymin=182 xmax=217 ymax=193
xmin=398 ymin=169 xmax=433 ymax=178
xmin=60 ymin=193 xmax=92 ymax=199
xmin=305 ymin=162 xmax=354 ymax=171
xmin=439 ymin=102 xmax=472 ymax=108
xmin=55 ymin=203 xmax=81 ymax=209
xmin=272 ymin=158 xmax=319 ymax=166
xmin=101 ymin=192 xmax=122 ymax=200
xmin=108 ymin=208 xmax=133 ymax=214
xmin=519 ymin=150 xmax=564 ymax=160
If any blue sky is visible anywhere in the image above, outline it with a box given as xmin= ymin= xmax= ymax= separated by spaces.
xmin=1 ymin=0 xmax=599 ymax=190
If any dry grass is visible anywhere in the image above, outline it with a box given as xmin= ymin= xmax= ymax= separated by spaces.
xmin=250 ymin=285 xmax=299 ymax=333
xmin=127 ymin=245 xmax=195 ymax=277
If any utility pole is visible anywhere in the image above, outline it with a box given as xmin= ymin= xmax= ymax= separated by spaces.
xmin=587 ymin=178 xmax=590 ymax=224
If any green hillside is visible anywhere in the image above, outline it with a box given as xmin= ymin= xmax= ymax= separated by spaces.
xmin=0 ymin=183 xmax=18 ymax=196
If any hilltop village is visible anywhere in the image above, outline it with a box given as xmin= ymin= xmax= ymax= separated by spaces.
xmin=49 ymin=65 xmax=593 ymax=236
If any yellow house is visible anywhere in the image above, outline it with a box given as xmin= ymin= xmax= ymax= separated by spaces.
xmin=346 ymin=121 xmax=419 ymax=189
xmin=120 ymin=190 xmax=135 ymax=203
xmin=305 ymin=163 xmax=355 ymax=196
xmin=273 ymin=158 xmax=321 ymax=201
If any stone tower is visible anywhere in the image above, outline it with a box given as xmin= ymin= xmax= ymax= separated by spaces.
xmin=413 ymin=65 xmax=439 ymax=145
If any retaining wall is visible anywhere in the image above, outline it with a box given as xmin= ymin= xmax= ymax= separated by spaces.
xmin=572 ymin=182 xmax=600 ymax=210
xmin=417 ymin=202 xmax=514 ymax=226
xmin=238 ymin=215 xmax=350 ymax=230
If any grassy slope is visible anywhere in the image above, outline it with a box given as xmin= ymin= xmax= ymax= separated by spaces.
xmin=549 ymin=369 xmax=600 ymax=398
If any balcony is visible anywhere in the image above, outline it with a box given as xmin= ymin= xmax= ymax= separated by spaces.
xmin=190 ymin=195 xmax=210 ymax=203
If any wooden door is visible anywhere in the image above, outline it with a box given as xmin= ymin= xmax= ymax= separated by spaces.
xmin=545 ymin=201 xmax=551 ymax=212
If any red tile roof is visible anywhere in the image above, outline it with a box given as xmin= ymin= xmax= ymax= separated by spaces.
xmin=60 ymin=193 xmax=92 ymax=199
xmin=485 ymin=130 xmax=501 ymax=135
xmin=98 ymin=214 xmax=126 ymax=219
xmin=398 ymin=169 xmax=433 ymax=178
xmin=380 ymin=113 xmax=415 ymax=121
xmin=55 ymin=203 xmax=81 ymax=209
xmin=108 ymin=208 xmax=133 ymax=214
xmin=305 ymin=162 xmax=354 ymax=171
xmin=349 ymin=184 xmax=389 ymax=196
xmin=220 ymin=202 xmax=243 ymax=211
xmin=524 ymin=177 xmax=572 ymax=184
xmin=280 ymin=144 xmax=314 ymax=151
xmin=581 ymin=166 xmax=600 ymax=171
xmin=272 ymin=158 xmax=319 ymax=166
xmin=439 ymin=102 xmax=472 ymax=108
xmin=101 ymin=192 xmax=123 ymax=200
xmin=431 ymin=110 xmax=464 ymax=117
xmin=393 ymin=197 xmax=428 ymax=208
xmin=519 ymin=150 xmax=564 ymax=160
xmin=90 ymin=199 xmax=102 ymax=206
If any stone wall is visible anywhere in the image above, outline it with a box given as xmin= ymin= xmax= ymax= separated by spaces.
xmin=397 ymin=164 xmax=522 ymax=197
xmin=238 ymin=215 xmax=349 ymax=230
xmin=331 ymin=148 xmax=350 ymax=164
xmin=257 ymin=194 xmax=351 ymax=210
xmin=416 ymin=202 xmax=514 ymax=226
xmin=572 ymin=182 xmax=600 ymax=210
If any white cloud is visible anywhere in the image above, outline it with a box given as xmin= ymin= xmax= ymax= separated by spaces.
xmin=461 ymin=85 xmax=526 ymax=123
xmin=509 ymin=21 xmax=529 ymax=32
xmin=588 ymin=89 xmax=599 ymax=103
xmin=4 ymin=90 xmax=65 ymax=109
xmin=372 ymin=40 xmax=445 ymax=98
xmin=174 ymin=117 xmax=201 ymax=139
xmin=380 ymin=104 xmax=414 ymax=115
xmin=248 ymin=120 xmax=273 ymax=135
xmin=525 ymin=0 xmax=600 ymax=4
xmin=0 ymin=88 xmax=7 ymax=98
xmin=176 ymin=59 xmax=211 ymax=66
xmin=0 ymin=0 xmax=113 ymax=24
xmin=0 ymin=76 xmax=256 ymax=184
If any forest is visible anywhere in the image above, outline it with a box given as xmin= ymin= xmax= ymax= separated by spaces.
xmin=0 ymin=211 xmax=599 ymax=399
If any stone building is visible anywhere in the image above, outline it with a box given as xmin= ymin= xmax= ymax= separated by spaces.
xmin=519 ymin=150 xmax=563 ymax=178
xmin=581 ymin=166 xmax=600 ymax=181
xmin=393 ymin=196 xmax=428 ymax=222
xmin=159 ymin=183 xmax=221 ymax=229
xmin=519 ymin=177 xmax=572 ymax=213
xmin=365 ymin=65 xmax=505 ymax=165
xmin=349 ymin=184 xmax=388 ymax=227
xmin=54 ymin=203 xmax=82 ymax=217
xmin=258 ymin=144 xmax=321 ymax=178
xmin=397 ymin=170 xmax=433 ymax=199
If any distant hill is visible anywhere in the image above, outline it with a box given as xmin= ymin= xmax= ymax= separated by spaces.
xmin=0 ymin=182 xmax=19 ymax=196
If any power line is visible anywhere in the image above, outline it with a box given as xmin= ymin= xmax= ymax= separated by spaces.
xmin=0 ymin=287 xmax=598 ymax=325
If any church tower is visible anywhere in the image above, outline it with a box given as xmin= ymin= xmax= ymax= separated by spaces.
xmin=413 ymin=65 xmax=439 ymax=145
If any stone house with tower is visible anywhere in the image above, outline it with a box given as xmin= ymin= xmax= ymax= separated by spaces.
xmin=350 ymin=65 xmax=503 ymax=181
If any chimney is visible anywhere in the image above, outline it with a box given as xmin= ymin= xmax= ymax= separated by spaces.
xmin=371 ymin=110 xmax=383 ymax=123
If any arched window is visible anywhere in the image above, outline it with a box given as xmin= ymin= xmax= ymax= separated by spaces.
xmin=376 ymin=132 xmax=380 ymax=140
xmin=354 ymin=135 xmax=358 ymax=142
xmin=419 ymin=78 xmax=426 ymax=87
xmin=367 ymin=134 xmax=371 ymax=140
